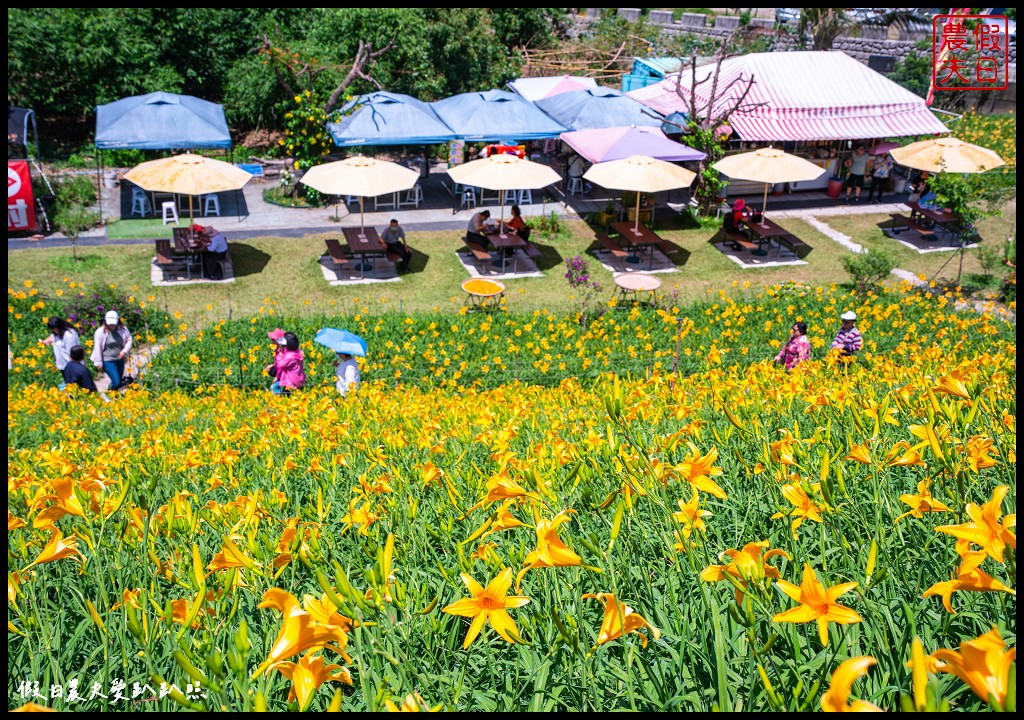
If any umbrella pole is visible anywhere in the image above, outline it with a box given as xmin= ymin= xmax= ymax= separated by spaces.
xmin=634 ymin=191 xmax=641 ymax=232
xmin=499 ymin=190 xmax=506 ymax=232
xmin=761 ymin=183 xmax=769 ymax=221
xmin=359 ymin=197 xmax=365 ymax=237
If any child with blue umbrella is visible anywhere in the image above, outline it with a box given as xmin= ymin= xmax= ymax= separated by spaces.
xmin=315 ymin=328 xmax=367 ymax=397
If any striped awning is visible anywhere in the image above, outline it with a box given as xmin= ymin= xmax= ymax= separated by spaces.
xmin=628 ymin=51 xmax=948 ymax=142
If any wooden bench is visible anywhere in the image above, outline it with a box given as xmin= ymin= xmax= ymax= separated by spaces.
xmin=777 ymin=234 xmax=811 ymax=256
xmin=724 ymin=230 xmax=758 ymax=252
xmin=523 ymin=241 xmax=542 ymax=259
xmin=656 ymin=239 xmax=678 ymax=256
xmin=386 ymin=251 xmax=403 ymax=264
xmin=464 ymin=238 xmax=493 ymax=262
xmin=324 ymin=238 xmax=349 ymax=267
xmin=596 ymin=233 xmax=628 ymax=258
xmin=889 ymin=214 xmax=936 ymax=240
xmin=155 ymin=239 xmax=176 ymax=268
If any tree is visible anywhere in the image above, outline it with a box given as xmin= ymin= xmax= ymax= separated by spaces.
xmin=53 ymin=204 xmax=100 ymax=262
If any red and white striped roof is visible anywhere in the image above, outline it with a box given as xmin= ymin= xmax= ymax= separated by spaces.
xmin=628 ymin=51 xmax=948 ymax=141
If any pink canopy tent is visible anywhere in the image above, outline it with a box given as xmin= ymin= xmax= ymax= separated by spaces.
xmin=628 ymin=51 xmax=948 ymax=142
xmin=560 ymin=125 xmax=705 ymax=164
xmin=507 ymin=75 xmax=599 ymax=102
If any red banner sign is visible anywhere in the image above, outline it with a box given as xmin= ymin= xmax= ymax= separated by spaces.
xmin=8 ymin=161 xmax=37 ymax=233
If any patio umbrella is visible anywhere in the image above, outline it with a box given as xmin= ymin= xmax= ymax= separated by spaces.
xmin=123 ymin=152 xmax=252 ymax=220
xmin=712 ymin=147 xmax=825 ymax=218
xmin=869 ymin=141 xmax=901 ymax=156
xmin=314 ymin=328 xmax=367 ymax=357
xmin=583 ymin=154 xmax=696 ymax=232
xmin=446 ymin=154 xmax=560 ymax=228
xmin=889 ymin=136 xmax=1004 ymax=174
xmin=300 ymin=156 xmax=419 ymax=234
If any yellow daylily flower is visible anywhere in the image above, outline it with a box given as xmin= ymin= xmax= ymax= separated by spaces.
xmin=517 ymin=510 xmax=582 ymax=587
xmin=257 ymin=588 xmax=352 ymax=672
xmin=922 ymin=550 xmax=1015 ymax=613
xmin=773 ymin=564 xmax=861 ymax=646
xmin=934 ymin=485 xmax=1016 ymax=563
xmin=771 ymin=483 xmax=825 ymax=539
xmin=930 ymin=627 xmax=1016 ymax=707
xmin=467 ymin=472 xmax=538 ymax=513
xmin=207 ymin=537 xmax=263 ymax=573
xmin=844 ymin=443 xmax=873 ymax=464
xmin=25 ymin=529 xmax=85 ymax=569
xmin=442 ymin=567 xmax=530 ymax=649
xmin=672 ymin=487 xmax=712 ymax=548
xmin=700 ymin=540 xmax=790 ymax=604
xmin=895 ymin=481 xmax=951 ymax=522
xmin=965 ymin=436 xmax=998 ymax=473
xmin=671 ymin=442 xmax=727 ymax=499
xmin=820 ymin=656 xmax=883 ymax=712
xmin=582 ymin=592 xmax=660 ymax=649
xmin=340 ymin=497 xmax=378 ymax=536
xmin=885 ymin=441 xmax=926 ymax=467
xmin=482 ymin=499 xmax=526 ymax=536
xmin=770 ymin=433 xmax=800 ymax=466
xmin=273 ymin=651 xmax=352 ymax=711
xmin=384 ymin=691 xmax=431 ymax=711
xmin=931 ymin=369 xmax=971 ymax=400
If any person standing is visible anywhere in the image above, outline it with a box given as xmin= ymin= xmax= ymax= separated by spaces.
xmin=41 ymin=316 xmax=80 ymax=377
xmin=844 ymin=145 xmax=869 ymax=203
xmin=91 ymin=310 xmax=133 ymax=391
xmin=334 ymin=352 xmax=361 ymax=397
xmin=866 ymin=154 xmax=893 ymax=203
xmin=774 ymin=321 xmax=812 ymax=371
xmin=62 ymin=345 xmax=97 ymax=393
xmin=382 ymin=218 xmax=412 ymax=273
xmin=831 ymin=311 xmax=863 ymax=357
xmin=265 ymin=331 xmax=305 ymax=395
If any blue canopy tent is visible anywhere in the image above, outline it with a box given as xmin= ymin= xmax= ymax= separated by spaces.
xmin=94 ymin=92 xmax=235 ymax=220
xmin=431 ymin=89 xmax=567 ymax=142
xmin=535 ymin=87 xmax=664 ymax=132
xmin=326 ymin=92 xmax=457 ymax=147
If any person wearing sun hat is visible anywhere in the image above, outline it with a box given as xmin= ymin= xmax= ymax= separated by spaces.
xmin=90 ymin=310 xmax=133 ymax=391
xmin=831 ymin=310 xmax=862 ymax=358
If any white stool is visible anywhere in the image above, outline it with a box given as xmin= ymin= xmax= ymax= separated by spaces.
xmin=567 ymin=177 xmax=584 ymax=195
xmin=130 ymin=189 xmax=151 ymax=217
xmin=161 ymin=201 xmax=179 ymax=225
xmin=202 ymin=194 xmax=221 ymax=216
xmin=399 ymin=184 xmax=423 ymax=208
xmin=345 ymin=195 xmax=360 ymax=205
xmin=517 ymin=188 xmax=533 ymax=205
xmin=461 ymin=188 xmax=477 ymax=209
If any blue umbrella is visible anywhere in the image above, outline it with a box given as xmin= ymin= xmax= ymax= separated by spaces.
xmin=315 ymin=328 xmax=367 ymax=356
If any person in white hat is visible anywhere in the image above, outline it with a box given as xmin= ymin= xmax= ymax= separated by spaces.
xmin=831 ymin=311 xmax=862 ymax=358
xmin=90 ymin=309 xmax=133 ymax=391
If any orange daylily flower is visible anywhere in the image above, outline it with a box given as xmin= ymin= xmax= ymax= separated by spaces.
xmin=467 ymin=472 xmax=538 ymax=513
xmin=773 ymin=564 xmax=861 ymax=646
xmin=844 ymin=443 xmax=873 ymax=465
xmin=886 ymin=441 xmax=926 ymax=467
xmin=482 ymin=499 xmax=526 ymax=536
xmin=582 ymin=592 xmax=660 ymax=649
xmin=8 ymin=510 xmax=26 ymax=530
xmin=772 ymin=483 xmax=825 ymax=539
xmin=672 ymin=487 xmax=712 ymax=549
xmin=770 ymin=433 xmax=800 ymax=466
xmin=442 ymin=567 xmax=530 ymax=649
xmin=207 ymin=537 xmax=263 ymax=573
xmin=965 ymin=436 xmax=998 ymax=473
xmin=895 ymin=481 xmax=951 ymax=522
xmin=11 ymin=702 xmax=57 ymax=712
xmin=671 ymin=442 xmax=727 ymax=499
xmin=31 ymin=476 xmax=86 ymax=528
xmin=273 ymin=651 xmax=352 ymax=711
xmin=517 ymin=510 xmax=582 ymax=587
xmin=922 ymin=550 xmax=1015 ymax=613
xmin=935 ymin=485 xmax=1016 ymax=563
xmin=700 ymin=540 xmax=791 ymax=604
xmin=257 ymin=588 xmax=352 ymax=673
xmin=930 ymin=627 xmax=1016 ymax=707
xmin=820 ymin=656 xmax=883 ymax=712
xmin=931 ymin=369 xmax=971 ymax=400
xmin=25 ymin=529 xmax=85 ymax=569
xmin=340 ymin=497 xmax=378 ymax=536
xmin=384 ymin=692 xmax=431 ymax=712
xmin=420 ymin=461 xmax=443 ymax=486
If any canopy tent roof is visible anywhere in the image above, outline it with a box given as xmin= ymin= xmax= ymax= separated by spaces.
xmin=95 ymin=91 xmax=232 ymax=150
xmin=326 ymin=91 xmax=457 ymax=146
xmin=8 ymin=106 xmax=38 ymax=158
xmin=560 ymin=125 xmax=705 ymax=164
xmin=628 ymin=51 xmax=948 ymax=142
xmin=535 ymin=87 xmax=664 ymax=132
xmin=431 ymin=89 xmax=567 ymax=142
xmin=506 ymin=75 xmax=599 ymax=102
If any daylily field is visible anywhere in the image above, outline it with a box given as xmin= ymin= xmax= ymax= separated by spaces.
xmin=6 ymin=281 xmax=1017 ymax=712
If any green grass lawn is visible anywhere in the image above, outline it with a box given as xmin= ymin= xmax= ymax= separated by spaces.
xmin=10 ymin=207 xmax=1014 ymax=330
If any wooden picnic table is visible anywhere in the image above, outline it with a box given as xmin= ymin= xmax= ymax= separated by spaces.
xmin=486 ymin=231 xmax=527 ymax=272
xmin=342 ymin=226 xmax=385 ymax=275
xmin=611 ymin=221 xmax=662 ymax=268
xmin=745 ymin=216 xmax=790 ymax=257
xmin=908 ymin=201 xmax=958 ymax=242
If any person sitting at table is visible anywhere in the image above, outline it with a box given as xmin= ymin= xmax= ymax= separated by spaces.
xmin=202 ymin=226 xmax=228 ymax=280
xmin=382 ymin=218 xmax=412 ymax=273
xmin=467 ymin=209 xmax=493 ymax=247
xmin=723 ymin=198 xmax=751 ymax=240
xmin=502 ymin=204 xmax=531 ymax=242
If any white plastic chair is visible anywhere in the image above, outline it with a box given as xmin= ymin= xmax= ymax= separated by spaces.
xmin=130 ymin=188 xmax=151 ymax=217
xmin=202 ymin=194 xmax=221 ymax=216
xmin=161 ymin=201 xmax=179 ymax=225
xmin=400 ymin=184 xmax=423 ymax=208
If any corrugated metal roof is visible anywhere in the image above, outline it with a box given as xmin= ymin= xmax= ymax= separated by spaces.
xmin=633 ymin=57 xmax=683 ymax=77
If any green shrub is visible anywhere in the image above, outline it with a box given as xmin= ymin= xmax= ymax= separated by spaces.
xmin=841 ymin=248 xmax=896 ymax=291
xmin=975 ymin=243 xmax=1003 ymax=276
xmin=53 ymin=174 xmax=97 ymax=206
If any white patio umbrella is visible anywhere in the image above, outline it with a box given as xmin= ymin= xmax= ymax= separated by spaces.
xmin=123 ymin=152 xmax=252 ymax=221
xmin=300 ymin=156 xmax=419 ymax=234
xmin=712 ymin=147 xmax=826 ymax=219
xmin=446 ymin=154 xmax=560 ymax=229
xmin=889 ymin=137 xmax=1005 ymax=174
xmin=583 ymin=154 xmax=696 ymax=232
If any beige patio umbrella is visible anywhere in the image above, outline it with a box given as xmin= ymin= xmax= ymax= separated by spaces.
xmin=123 ymin=152 xmax=252 ymax=221
xmin=300 ymin=155 xmax=420 ymax=236
xmin=446 ymin=154 xmax=560 ymax=230
xmin=712 ymin=147 xmax=825 ymax=221
xmin=889 ymin=136 xmax=1004 ymax=174
xmin=583 ymin=154 xmax=696 ymax=232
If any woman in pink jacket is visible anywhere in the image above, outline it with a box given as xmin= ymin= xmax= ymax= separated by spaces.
xmin=266 ymin=331 xmax=305 ymax=394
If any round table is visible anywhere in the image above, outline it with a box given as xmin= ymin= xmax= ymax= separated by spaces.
xmin=614 ymin=273 xmax=661 ymax=306
xmin=461 ymin=278 xmax=506 ymax=311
